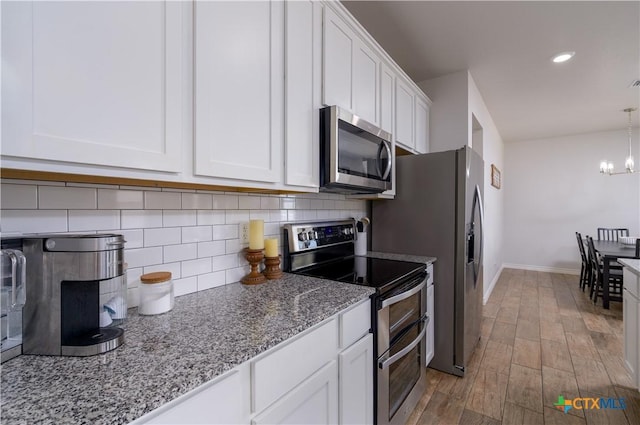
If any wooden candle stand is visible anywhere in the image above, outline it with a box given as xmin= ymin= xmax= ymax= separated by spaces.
xmin=242 ymin=248 xmax=266 ymax=285
xmin=263 ymin=256 xmax=283 ymax=280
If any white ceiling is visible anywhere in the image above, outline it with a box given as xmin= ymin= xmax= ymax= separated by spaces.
xmin=342 ymin=0 xmax=640 ymax=143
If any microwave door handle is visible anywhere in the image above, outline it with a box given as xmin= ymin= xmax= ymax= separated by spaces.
xmin=381 ymin=140 xmax=392 ymax=180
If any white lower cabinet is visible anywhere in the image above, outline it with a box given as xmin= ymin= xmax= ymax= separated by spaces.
xmin=623 ymin=268 xmax=640 ymax=390
xmin=130 ymin=299 xmax=373 ymax=424
xmin=339 ymin=334 xmax=373 ymax=425
xmin=253 ymin=361 xmax=339 ymax=425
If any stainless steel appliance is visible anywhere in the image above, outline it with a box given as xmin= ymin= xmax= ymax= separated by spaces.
xmin=284 ymin=220 xmax=429 ymax=425
xmin=320 ymin=105 xmax=392 ymax=194
xmin=22 ymin=234 xmax=127 ymax=356
xmin=1 ymin=240 xmax=26 ymax=363
xmin=372 ymin=146 xmax=484 ymax=377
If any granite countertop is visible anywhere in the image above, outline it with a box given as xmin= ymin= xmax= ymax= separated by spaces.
xmin=619 ymin=258 xmax=640 ymax=276
xmin=0 ymin=274 xmax=374 ymax=425
xmin=367 ymin=251 xmax=436 ymax=266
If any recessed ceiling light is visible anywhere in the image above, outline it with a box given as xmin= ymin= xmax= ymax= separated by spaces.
xmin=552 ymin=51 xmax=575 ymax=63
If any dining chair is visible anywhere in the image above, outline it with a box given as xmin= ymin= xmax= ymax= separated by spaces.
xmin=586 ymin=235 xmax=623 ymax=305
xmin=575 ymin=232 xmax=590 ymax=291
xmin=636 ymin=239 xmax=640 ymax=258
xmin=597 ymin=228 xmax=630 ymax=241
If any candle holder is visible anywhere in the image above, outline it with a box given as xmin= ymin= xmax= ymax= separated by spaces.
xmin=241 ymin=248 xmax=267 ymax=285
xmin=263 ymin=255 xmax=283 ymax=280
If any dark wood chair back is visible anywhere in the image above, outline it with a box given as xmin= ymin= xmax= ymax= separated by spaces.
xmin=636 ymin=239 xmax=640 ymax=258
xmin=597 ymin=228 xmax=629 ymax=241
xmin=575 ymin=232 xmax=588 ymax=263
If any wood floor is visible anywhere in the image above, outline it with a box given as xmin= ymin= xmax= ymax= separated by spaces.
xmin=407 ymin=268 xmax=640 ymax=425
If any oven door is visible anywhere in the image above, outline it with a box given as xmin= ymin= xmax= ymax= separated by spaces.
xmin=377 ymin=274 xmax=428 ymax=425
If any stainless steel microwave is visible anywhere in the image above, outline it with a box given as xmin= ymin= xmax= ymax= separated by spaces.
xmin=320 ymin=106 xmax=392 ymax=194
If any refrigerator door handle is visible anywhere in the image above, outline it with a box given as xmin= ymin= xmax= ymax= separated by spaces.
xmin=472 ymin=184 xmax=484 ymax=288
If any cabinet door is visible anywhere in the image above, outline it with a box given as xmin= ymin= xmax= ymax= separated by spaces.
xmin=395 ymin=78 xmax=414 ymax=151
xmin=623 ymin=287 xmax=638 ymax=384
xmin=322 ymin=7 xmax=353 ymax=110
xmin=352 ymin=40 xmax=379 ymax=125
xmin=194 ymin=1 xmax=283 ymax=183
xmin=137 ymin=367 xmax=249 ymax=424
xmin=284 ymin=0 xmax=321 ymax=189
xmin=252 ymin=361 xmax=339 ymax=425
xmin=379 ymin=63 xmax=395 ymax=134
xmin=2 ymin=1 xmax=185 ymax=172
xmin=414 ymin=96 xmax=430 ymax=154
xmin=339 ymin=334 xmax=373 ymax=425
xmin=426 ymin=284 xmax=435 ymax=366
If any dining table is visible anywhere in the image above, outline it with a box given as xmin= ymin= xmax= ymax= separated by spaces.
xmin=592 ymin=239 xmax=640 ymax=309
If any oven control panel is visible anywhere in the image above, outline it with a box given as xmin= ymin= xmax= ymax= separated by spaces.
xmin=284 ymin=220 xmax=356 ymax=252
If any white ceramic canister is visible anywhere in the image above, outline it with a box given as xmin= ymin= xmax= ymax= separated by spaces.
xmin=139 ymin=271 xmax=174 ymax=315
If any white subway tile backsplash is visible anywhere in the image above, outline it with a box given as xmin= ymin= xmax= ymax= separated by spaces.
xmin=145 ymin=192 xmax=181 ymax=209
xmin=196 ymin=210 xmax=225 ymax=225
xmin=128 ymin=287 xmax=140 ymax=309
xmin=239 ymin=196 xmax=261 ymax=209
xmin=121 ymin=210 xmax=162 ymax=229
xmin=120 ymin=229 xmax=144 ymax=249
xmin=225 ymin=210 xmax=249 ymax=225
xmin=182 ymin=226 xmax=212 ymax=243
xmin=1 ymin=184 xmax=38 ymax=209
xmin=163 ymin=243 xmax=197 ymax=263
xmin=197 ymin=271 xmax=226 ymax=291
xmin=39 ymin=186 xmax=96 ymax=209
xmin=226 ymin=266 xmax=248 ymax=284
xmin=98 ymin=189 xmax=143 ymax=210
xmin=144 ymin=227 xmax=181 ymax=247
xmin=212 ymin=253 xmax=238 ymax=271
xmin=1 ymin=181 xmax=368 ymax=301
xmin=2 ymin=179 xmax=64 ymax=186
xmin=198 ymin=240 xmax=226 ymax=258
xmin=182 ymin=193 xmax=213 ymax=210
xmin=125 ymin=247 xmax=163 ymax=268
xmin=68 ymin=210 xmax=120 ymax=231
xmin=174 ymin=276 xmax=198 ymax=297
xmin=1 ymin=210 xmax=67 ymax=233
xmin=182 ymin=258 xmax=212 ymax=277
xmin=144 ymin=262 xmax=181 ymax=280
xmin=163 ymin=210 xmax=196 ymax=227
xmin=225 ymin=239 xmax=242 ymax=254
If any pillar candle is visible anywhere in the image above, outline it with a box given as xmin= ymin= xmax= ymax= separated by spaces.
xmin=264 ymin=238 xmax=278 ymax=257
xmin=249 ymin=220 xmax=264 ymax=249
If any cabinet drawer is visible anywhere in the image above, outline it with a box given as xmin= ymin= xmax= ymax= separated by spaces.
xmin=340 ymin=299 xmax=371 ymax=349
xmin=252 ymin=318 xmax=338 ymax=413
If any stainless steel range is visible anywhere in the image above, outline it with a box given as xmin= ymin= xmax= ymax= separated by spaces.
xmin=284 ymin=219 xmax=429 ymax=425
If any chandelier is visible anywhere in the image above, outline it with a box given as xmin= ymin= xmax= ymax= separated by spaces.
xmin=600 ymin=107 xmax=639 ymax=175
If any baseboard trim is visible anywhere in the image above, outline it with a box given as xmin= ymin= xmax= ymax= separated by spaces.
xmin=502 ymin=263 xmax=580 ymax=276
xmin=483 ymin=264 xmax=504 ymax=305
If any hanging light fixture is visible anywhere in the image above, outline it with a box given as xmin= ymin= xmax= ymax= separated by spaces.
xmin=600 ymin=107 xmax=639 ymax=175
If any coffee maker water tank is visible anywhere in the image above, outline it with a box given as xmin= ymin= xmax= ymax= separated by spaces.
xmin=1 ymin=244 xmax=26 ymax=363
xmin=22 ymin=234 xmax=126 ymax=356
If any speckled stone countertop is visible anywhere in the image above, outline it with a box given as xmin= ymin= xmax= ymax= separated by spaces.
xmin=0 ymin=274 xmax=374 ymax=425
xmin=367 ymin=251 xmax=436 ymax=267
xmin=619 ymin=258 xmax=640 ymax=276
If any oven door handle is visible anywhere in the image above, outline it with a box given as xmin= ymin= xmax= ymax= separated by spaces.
xmin=379 ymin=314 xmax=429 ymax=370
xmin=380 ymin=278 xmax=427 ymax=309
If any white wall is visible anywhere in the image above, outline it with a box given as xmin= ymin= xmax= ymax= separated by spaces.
xmin=0 ymin=180 xmax=367 ymax=306
xmin=503 ymin=129 xmax=640 ymax=273
xmin=419 ymin=71 xmax=505 ymax=302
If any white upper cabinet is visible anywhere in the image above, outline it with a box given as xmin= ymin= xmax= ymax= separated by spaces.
xmin=414 ymin=95 xmax=431 ymax=154
xmin=284 ymin=0 xmax=322 ymax=189
xmin=395 ymin=77 xmax=415 ymax=151
xmin=194 ymin=0 xmax=283 ymax=183
xmin=322 ymin=6 xmax=379 ymax=125
xmin=1 ymin=1 xmax=185 ymax=172
xmin=379 ymin=62 xmax=395 ymax=135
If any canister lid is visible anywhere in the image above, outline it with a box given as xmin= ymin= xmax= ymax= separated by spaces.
xmin=140 ymin=271 xmax=172 ymax=284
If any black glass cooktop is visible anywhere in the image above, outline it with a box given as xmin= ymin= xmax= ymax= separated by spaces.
xmin=295 ymin=256 xmax=425 ymax=293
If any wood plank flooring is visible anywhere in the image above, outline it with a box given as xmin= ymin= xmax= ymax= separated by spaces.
xmin=407 ymin=268 xmax=640 ymax=425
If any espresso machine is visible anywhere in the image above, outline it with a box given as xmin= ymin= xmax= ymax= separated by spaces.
xmin=1 ymin=239 xmax=26 ymax=363
xmin=22 ymin=234 xmax=127 ymax=356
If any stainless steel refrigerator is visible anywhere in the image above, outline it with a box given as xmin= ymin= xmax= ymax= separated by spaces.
xmin=372 ymin=146 xmax=484 ymax=377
